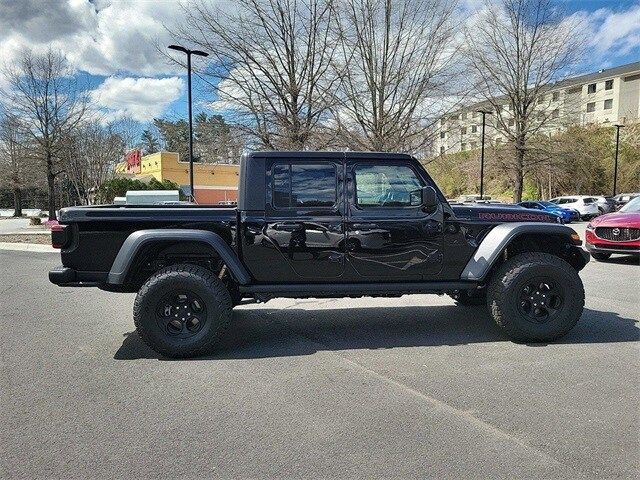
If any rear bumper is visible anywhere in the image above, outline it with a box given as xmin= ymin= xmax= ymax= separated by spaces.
xmin=49 ymin=266 xmax=107 ymax=287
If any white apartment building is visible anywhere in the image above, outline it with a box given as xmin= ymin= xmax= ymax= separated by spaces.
xmin=433 ymin=61 xmax=640 ymax=156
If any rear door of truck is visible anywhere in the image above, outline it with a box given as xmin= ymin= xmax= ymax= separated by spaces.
xmin=257 ymin=156 xmax=346 ymax=282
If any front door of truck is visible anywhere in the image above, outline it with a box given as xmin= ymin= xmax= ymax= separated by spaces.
xmin=344 ymin=160 xmax=444 ymax=280
xmin=261 ymin=159 xmax=345 ymax=281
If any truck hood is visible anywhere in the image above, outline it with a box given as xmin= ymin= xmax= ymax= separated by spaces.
xmin=452 ymin=204 xmax=561 ymax=223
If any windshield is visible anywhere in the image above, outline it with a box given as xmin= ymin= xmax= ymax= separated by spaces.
xmin=538 ymin=201 xmax=557 ymax=207
xmin=619 ymin=196 xmax=640 ymax=213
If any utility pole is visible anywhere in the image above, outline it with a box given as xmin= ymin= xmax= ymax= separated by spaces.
xmin=168 ymin=45 xmax=209 ymax=202
xmin=612 ymin=124 xmax=624 ymax=196
xmin=477 ymin=110 xmax=492 ymax=199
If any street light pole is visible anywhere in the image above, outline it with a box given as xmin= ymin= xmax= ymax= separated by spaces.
xmin=168 ymin=44 xmax=209 ymax=202
xmin=612 ymin=124 xmax=624 ymax=196
xmin=476 ymin=110 xmax=492 ymax=199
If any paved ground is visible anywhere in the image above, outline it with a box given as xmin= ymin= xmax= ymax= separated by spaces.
xmin=0 ymin=217 xmax=29 ymax=234
xmin=0 ymin=246 xmax=638 ymax=479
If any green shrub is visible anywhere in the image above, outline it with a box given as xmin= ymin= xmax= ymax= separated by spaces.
xmin=29 ymin=216 xmax=42 ymax=225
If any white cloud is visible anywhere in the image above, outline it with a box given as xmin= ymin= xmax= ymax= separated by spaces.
xmin=0 ymin=0 xmax=229 ymax=78
xmin=90 ymin=76 xmax=184 ymax=123
xmin=588 ymin=4 xmax=640 ymax=57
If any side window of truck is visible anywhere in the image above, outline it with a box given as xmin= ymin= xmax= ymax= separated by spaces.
xmin=354 ymin=164 xmax=422 ymax=208
xmin=272 ymin=163 xmax=337 ymax=208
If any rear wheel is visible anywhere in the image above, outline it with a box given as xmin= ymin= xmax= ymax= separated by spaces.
xmin=487 ymin=252 xmax=584 ymax=342
xmin=133 ymin=264 xmax=232 ymax=358
xmin=590 ymin=252 xmax=611 ymax=261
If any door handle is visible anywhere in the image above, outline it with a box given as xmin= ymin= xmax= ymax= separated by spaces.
xmin=352 ymin=223 xmax=378 ymax=231
xmin=273 ymin=222 xmax=303 ymax=232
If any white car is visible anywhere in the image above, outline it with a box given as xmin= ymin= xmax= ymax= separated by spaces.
xmin=548 ymin=196 xmax=600 ymax=219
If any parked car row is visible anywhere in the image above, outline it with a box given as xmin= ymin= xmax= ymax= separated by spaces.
xmin=451 ymin=193 xmax=640 ymax=225
xmin=518 ymin=201 xmax=580 ymax=223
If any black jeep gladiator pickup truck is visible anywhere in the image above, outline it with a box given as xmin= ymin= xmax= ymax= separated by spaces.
xmin=50 ymin=151 xmax=589 ymax=358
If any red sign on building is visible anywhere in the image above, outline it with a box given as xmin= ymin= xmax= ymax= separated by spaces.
xmin=125 ymin=149 xmax=142 ymax=174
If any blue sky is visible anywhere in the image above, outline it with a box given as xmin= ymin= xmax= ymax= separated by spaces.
xmin=1 ymin=0 xmax=639 ymax=139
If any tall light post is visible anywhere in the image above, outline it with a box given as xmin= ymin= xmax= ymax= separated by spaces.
xmin=168 ymin=44 xmax=209 ymax=202
xmin=476 ymin=109 xmax=492 ymax=199
xmin=612 ymin=124 xmax=624 ymax=196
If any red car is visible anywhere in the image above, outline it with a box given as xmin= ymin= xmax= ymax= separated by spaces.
xmin=585 ymin=196 xmax=640 ymax=261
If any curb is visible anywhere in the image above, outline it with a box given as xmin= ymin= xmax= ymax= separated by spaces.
xmin=0 ymin=242 xmax=57 ymax=253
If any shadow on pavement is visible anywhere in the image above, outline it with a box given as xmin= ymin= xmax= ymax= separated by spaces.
xmin=592 ymin=254 xmax=640 ymax=266
xmin=114 ymin=305 xmax=639 ymax=361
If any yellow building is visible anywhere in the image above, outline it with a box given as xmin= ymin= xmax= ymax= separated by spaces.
xmin=116 ymin=151 xmax=239 ymax=204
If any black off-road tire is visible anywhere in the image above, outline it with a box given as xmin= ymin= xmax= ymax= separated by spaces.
xmin=590 ymin=252 xmax=611 ymax=262
xmin=133 ymin=264 xmax=232 ymax=358
xmin=487 ymin=252 xmax=585 ymax=342
xmin=449 ymin=289 xmax=486 ymax=306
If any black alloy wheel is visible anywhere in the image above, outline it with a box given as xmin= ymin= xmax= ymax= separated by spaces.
xmin=134 ymin=264 xmax=232 ymax=358
xmin=155 ymin=291 xmax=208 ymax=338
xmin=517 ymin=278 xmax=564 ymax=324
xmin=487 ymin=252 xmax=584 ymax=342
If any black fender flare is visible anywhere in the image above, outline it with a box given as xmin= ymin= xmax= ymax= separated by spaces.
xmin=107 ymin=229 xmax=252 ymax=285
xmin=460 ymin=222 xmax=587 ymax=281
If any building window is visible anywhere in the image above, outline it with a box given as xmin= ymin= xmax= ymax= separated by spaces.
xmin=604 ymin=99 xmax=613 ymax=110
xmin=552 ymin=92 xmax=559 ymax=101
xmin=461 ymin=143 xmax=467 ymax=151
xmin=461 ymin=127 xmax=467 ymax=135
xmin=552 ymin=109 xmax=559 ymax=118
xmin=471 ymin=125 xmax=477 ymax=133
xmin=461 ymin=112 xmax=467 ymax=120
xmin=586 ymin=102 xmax=596 ymax=113
xmin=587 ymin=83 xmax=596 ymax=94
xmin=605 ymin=79 xmax=613 ymax=90
xmin=440 ymin=131 xmax=445 ymax=139
xmin=508 ymin=118 xmax=515 ymax=127
xmin=440 ymin=146 xmax=445 ymax=154
xmin=440 ymin=119 xmax=445 ymax=126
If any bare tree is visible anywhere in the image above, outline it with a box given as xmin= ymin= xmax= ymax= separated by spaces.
xmin=61 ymin=123 xmax=125 ymax=205
xmin=464 ymin=0 xmax=586 ymax=201
xmin=2 ymin=48 xmax=88 ymax=219
xmin=0 ymin=113 xmax=33 ymax=216
xmin=332 ymin=0 xmax=459 ymax=152
xmin=172 ymin=0 xmax=340 ymax=150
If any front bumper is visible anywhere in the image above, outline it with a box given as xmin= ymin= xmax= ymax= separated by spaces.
xmin=585 ymin=243 xmax=640 ymax=255
xmin=585 ymin=230 xmax=640 ymax=255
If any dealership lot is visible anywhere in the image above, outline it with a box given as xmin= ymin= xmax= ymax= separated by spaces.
xmin=0 ymin=245 xmax=638 ymax=479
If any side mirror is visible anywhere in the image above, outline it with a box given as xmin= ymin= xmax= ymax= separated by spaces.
xmin=422 ymin=186 xmax=438 ymax=209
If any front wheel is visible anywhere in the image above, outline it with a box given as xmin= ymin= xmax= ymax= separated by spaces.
xmin=133 ymin=264 xmax=232 ymax=358
xmin=487 ymin=252 xmax=584 ymax=342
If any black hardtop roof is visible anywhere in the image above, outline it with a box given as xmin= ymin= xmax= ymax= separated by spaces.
xmin=245 ymin=151 xmax=415 ymax=161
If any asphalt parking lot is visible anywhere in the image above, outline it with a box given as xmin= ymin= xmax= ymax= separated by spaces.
xmin=1 ymin=237 xmax=638 ymax=479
